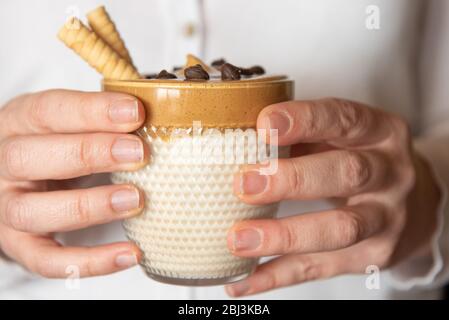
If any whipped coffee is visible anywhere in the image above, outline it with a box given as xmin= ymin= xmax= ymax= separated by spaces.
xmin=104 ymin=75 xmax=293 ymax=129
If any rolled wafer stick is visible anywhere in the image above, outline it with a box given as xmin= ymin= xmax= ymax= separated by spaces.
xmin=185 ymin=54 xmax=212 ymax=72
xmin=58 ymin=18 xmax=140 ymax=80
xmin=175 ymin=54 xmax=212 ymax=77
xmin=87 ymin=6 xmax=134 ymax=64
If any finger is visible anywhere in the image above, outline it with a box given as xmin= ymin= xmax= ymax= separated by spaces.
xmin=0 ymin=225 xmax=141 ymax=278
xmin=290 ymin=143 xmax=335 ymax=157
xmin=0 ymin=133 xmax=149 ymax=181
xmin=225 ymin=253 xmax=341 ymax=297
xmin=226 ymin=238 xmax=394 ymax=297
xmin=0 ymin=184 xmax=144 ymax=233
xmin=0 ymin=89 xmax=145 ymax=136
xmin=234 ymin=150 xmax=388 ymax=204
xmin=258 ymin=99 xmax=392 ymax=147
xmin=227 ymin=203 xmax=385 ymax=257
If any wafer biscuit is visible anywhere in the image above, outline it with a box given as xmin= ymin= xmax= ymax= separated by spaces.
xmin=58 ymin=18 xmax=140 ymax=80
xmin=87 ymin=6 xmax=134 ymax=64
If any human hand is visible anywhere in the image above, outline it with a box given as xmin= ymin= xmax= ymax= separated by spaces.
xmin=226 ymin=98 xmax=441 ymax=296
xmin=0 ymin=89 xmax=149 ymax=278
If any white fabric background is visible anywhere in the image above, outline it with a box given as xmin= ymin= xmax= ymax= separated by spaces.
xmin=0 ymin=0 xmax=448 ymax=299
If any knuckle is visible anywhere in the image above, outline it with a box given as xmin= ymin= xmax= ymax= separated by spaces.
xmin=378 ymin=251 xmax=394 ymax=269
xmin=3 ymin=196 xmax=32 ymax=231
xmin=76 ymin=137 xmax=96 ymax=173
xmin=75 ymin=93 xmax=93 ymax=110
xmin=384 ymin=116 xmax=415 ymax=190
xmin=334 ymin=99 xmax=366 ymax=138
xmin=84 ymin=255 xmax=96 ymax=277
xmin=77 ymin=250 xmax=96 ymax=278
xmin=332 ymin=210 xmax=362 ymax=248
xmin=75 ymin=94 xmax=95 ymax=124
xmin=341 ymin=151 xmax=371 ymax=191
xmin=389 ymin=115 xmax=411 ymax=141
xmin=392 ymin=207 xmax=408 ymax=233
xmin=286 ymin=161 xmax=304 ymax=197
xmin=403 ymin=166 xmax=416 ymax=192
xmin=30 ymin=253 xmax=57 ymax=278
xmin=374 ymin=243 xmax=396 ymax=269
xmin=278 ymin=220 xmax=300 ymax=253
xmin=73 ymin=192 xmax=92 ymax=225
xmin=301 ymin=102 xmax=321 ymax=138
xmin=259 ymin=269 xmax=278 ymax=291
xmin=1 ymin=138 xmax=27 ymax=179
xmin=294 ymin=256 xmax=322 ymax=282
xmin=28 ymin=91 xmax=51 ymax=131
xmin=395 ymin=158 xmax=417 ymax=196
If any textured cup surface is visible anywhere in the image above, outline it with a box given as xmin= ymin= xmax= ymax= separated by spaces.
xmin=104 ymin=77 xmax=294 ymax=285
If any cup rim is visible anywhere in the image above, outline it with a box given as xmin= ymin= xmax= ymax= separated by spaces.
xmin=103 ymin=75 xmax=292 ymax=89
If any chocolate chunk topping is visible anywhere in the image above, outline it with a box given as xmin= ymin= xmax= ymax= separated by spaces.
xmin=185 ymin=64 xmax=210 ymax=81
xmin=240 ymin=65 xmax=266 ymax=76
xmin=156 ymin=70 xmax=177 ymax=79
xmin=211 ymin=58 xmax=226 ymax=69
xmin=221 ymin=63 xmax=242 ymax=81
xmin=240 ymin=68 xmax=253 ymax=76
xmin=250 ymin=66 xmax=265 ymax=75
xmin=144 ymin=73 xmax=158 ymax=79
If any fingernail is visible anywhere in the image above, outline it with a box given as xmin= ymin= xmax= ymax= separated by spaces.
xmin=115 ymin=252 xmax=138 ymax=268
xmin=109 ymin=99 xmax=139 ymax=124
xmin=266 ymin=111 xmax=292 ymax=137
xmin=111 ymin=188 xmax=140 ymax=213
xmin=111 ymin=138 xmax=144 ymax=163
xmin=232 ymin=228 xmax=262 ymax=251
xmin=239 ymin=171 xmax=268 ymax=195
xmin=228 ymin=281 xmax=251 ymax=297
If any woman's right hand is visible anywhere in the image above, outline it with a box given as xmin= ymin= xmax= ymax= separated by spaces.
xmin=0 ymin=89 xmax=150 ymax=278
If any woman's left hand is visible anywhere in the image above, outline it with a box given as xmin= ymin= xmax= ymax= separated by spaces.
xmin=226 ymin=98 xmax=441 ymax=297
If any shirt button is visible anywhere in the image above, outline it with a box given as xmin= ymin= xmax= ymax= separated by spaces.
xmin=183 ymin=22 xmax=197 ymax=38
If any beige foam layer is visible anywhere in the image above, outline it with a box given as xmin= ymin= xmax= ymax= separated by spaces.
xmin=103 ymin=77 xmax=294 ymax=128
xmin=58 ymin=18 xmax=140 ymax=80
xmin=87 ymin=6 xmax=134 ymax=64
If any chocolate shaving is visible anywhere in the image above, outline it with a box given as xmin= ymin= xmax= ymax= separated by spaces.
xmin=221 ymin=63 xmax=242 ymax=81
xmin=156 ymin=70 xmax=177 ymax=79
xmin=144 ymin=73 xmax=158 ymax=79
xmin=185 ymin=64 xmax=210 ymax=81
xmin=211 ymin=58 xmax=226 ymax=69
xmin=241 ymin=66 xmax=266 ymax=76
xmin=250 ymin=66 xmax=265 ymax=75
xmin=240 ymin=68 xmax=253 ymax=76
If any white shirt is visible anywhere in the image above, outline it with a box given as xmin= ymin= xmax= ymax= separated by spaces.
xmin=0 ymin=0 xmax=449 ymax=299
